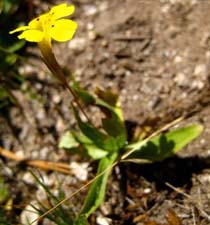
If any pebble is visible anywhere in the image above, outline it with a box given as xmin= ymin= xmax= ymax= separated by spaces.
xmin=52 ymin=94 xmax=61 ymax=104
xmin=191 ymin=80 xmax=204 ymax=90
xmin=205 ymin=51 xmax=210 ymax=59
xmin=174 ymin=72 xmax=187 ymax=87
xmin=18 ymin=65 xmax=34 ymax=75
xmin=88 ymin=30 xmax=98 ymax=41
xmin=56 ymin=117 xmax=66 ymax=133
xmin=83 ymin=4 xmax=98 ymax=16
xmin=22 ymin=172 xmax=35 ymax=185
xmin=143 ymin=188 xmax=152 ymax=194
xmin=96 ymin=216 xmax=111 ymax=225
xmin=36 ymin=109 xmax=45 ymax=120
xmin=3 ymin=166 xmax=13 ymax=177
xmin=198 ymin=174 xmax=210 ymax=184
xmin=20 ymin=201 xmax=39 ymax=225
xmin=87 ymin=22 xmax=94 ymax=30
xmin=98 ymin=1 xmax=109 ymax=12
xmin=193 ymin=64 xmax=206 ymax=77
xmin=70 ymin=162 xmax=89 ymax=181
xmin=132 ymin=95 xmax=139 ymax=101
xmin=68 ymin=38 xmax=87 ymax=52
xmin=173 ymin=55 xmax=182 ymax=64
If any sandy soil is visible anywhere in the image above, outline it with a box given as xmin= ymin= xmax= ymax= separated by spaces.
xmin=1 ymin=0 xmax=210 ymax=224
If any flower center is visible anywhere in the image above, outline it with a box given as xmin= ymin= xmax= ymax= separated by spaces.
xmin=34 ymin=12 xmax=55 ymax=33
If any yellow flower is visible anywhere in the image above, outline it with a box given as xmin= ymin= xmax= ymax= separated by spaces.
xmin=9 ymin=3 xmax=91 ymax=124
xmin=10 ymin=3 xmax=77 ymax=45
xmin=9 ymin=4 xmax=90 ymax=121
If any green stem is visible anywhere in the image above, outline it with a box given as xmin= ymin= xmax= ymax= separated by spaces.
xmin=38 ymin=41 xmax=90 ymax=122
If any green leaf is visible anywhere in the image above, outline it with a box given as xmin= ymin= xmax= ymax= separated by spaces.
xmin=95 ymin=98 xmax=123 ymax=122
xmin=94 ymin=87 xmax=118 ymax=107
xmin=74 ymin=214 xmax=89 ymax=225
xmin=77 ymin=152 xmax=118 ymax=219
xmin=73 ymin=87 xmax=95 ymax=105
xmin=0 ymin=177 xmax=8 ymax=203
xmin=102 ymin=117 xmax=125 ymax=137
xmin=102 ymin=117 xmax=126 ymax=148
xmin=2 ymin=0 xmax=19 ymax=14
xmin=5 ymin=53 xmax=17 ymax=65
xmin=73 ymin=107 xmax=119 ymax=152
xmin=7 ymin=39 xmax=25 ymax=53
xmin=126 ymin=124 xmax=203 ymax=162
xmin=59 ymin=130 xmax=109 ymax=159
xmin=85 ymin=143 xmax=108 ymax=159
xmin=59 ymin=131 xmax=79 ymax=149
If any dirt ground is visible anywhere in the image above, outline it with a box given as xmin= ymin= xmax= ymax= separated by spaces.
xmin=1 ymin=0 xmax=210 ymax=224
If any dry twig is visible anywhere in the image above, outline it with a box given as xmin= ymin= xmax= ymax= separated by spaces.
xmin=0 ymin=147 xmax=71 ymax=174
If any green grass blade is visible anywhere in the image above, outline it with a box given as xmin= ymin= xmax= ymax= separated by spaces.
xmin=76 ymin=152 xmax=117 ymax=222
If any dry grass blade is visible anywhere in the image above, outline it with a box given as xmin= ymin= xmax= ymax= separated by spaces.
xmin=166 ymin=182 xmax=210 ymax=223
xmin=0 ymin=147 xmax=71 ymax=174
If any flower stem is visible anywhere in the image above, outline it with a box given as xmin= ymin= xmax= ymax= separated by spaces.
xmin=38 ymin=41 xmax=90 ymax=122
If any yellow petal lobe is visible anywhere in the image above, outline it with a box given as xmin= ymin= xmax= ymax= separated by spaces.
xmin=50 ymin=4 xmax=75 ymax=19
xmin=49 ymin=19 xmax=77 ymax=42
xmin=9 ymin=26 xmax=29 ymax=34
xmin=29 ymin=15 xmax=45 ymax=30
xmin=18 ymin=30 xmax=44 ymax=42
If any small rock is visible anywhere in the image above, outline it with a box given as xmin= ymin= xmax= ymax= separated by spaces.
xmin=96 ymin=215 xmax=111 ymax=225
xmin=192 ymin=80 xmax=204 ymax=90
xmin=70 ymin=162 xmax=89 ymax=181
xmin=173 ymin=55 xmax=182 ymax=64
xmin=68 ymin=38 xmax=87 ymax=52
xmin=83 ymin=4 xmax=98 ymax=16
xmin=87 ymin=22 xmax=94 ymax=30
xmin=198 ymin=174 xmax=210 ymax=184
xmin=88 ymin=30 xmax=98 ymax=41
xmin=56 ymin=117 xmax=66 ymax=133
xmin=20 ymin=201 xmax=39 ymax=225
xmin=101 ymin=40 xmax=108 ymax=47
xmin=98 ymin=1 xmax=109 ymax=12
xmin=132 ymin=95 xmax=139 ymax=101
xmin=36 ymin=109 xmax=45 ymax=121
xmin=52 ymin=94 xmax=61 ymax=104
xmin=174 ymin=72 xmax=187 ymax=86
xmin=194 ymin=64 xmax=206 ymax=77
xmin=22 ymin=172 xmax=35 ymax=185
xmin=144 ymin=188 xmax=152 ymax=194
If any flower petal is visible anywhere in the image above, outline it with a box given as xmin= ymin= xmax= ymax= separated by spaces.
xmin=9 ymin=26 xmax=29 ymax=34
xmin=29 ymin=15 xmax=46 ymax=29
xmin=18 ymin=30 xmax=44 ymax=42
xmin=49 ymin=19 xmax=77 ymax=42
xmin=50 ymin=4 xmax=75 ymax=19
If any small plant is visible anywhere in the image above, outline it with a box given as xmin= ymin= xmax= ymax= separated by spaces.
xmin=9 ymin=3 xmax=203 ymax=225
xmin=0 ymin=176 xmax=13 ymax=225
xmin=0 ymin=0 xmax=26 ymax=108
xmin=29 ymin=172 xmax=75 ymax=225
xmin=60 ymin=84 xmax=202 ymax=224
